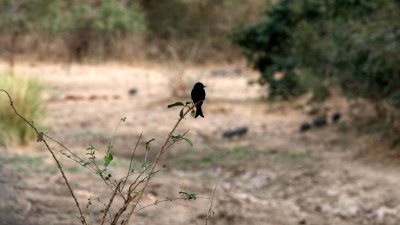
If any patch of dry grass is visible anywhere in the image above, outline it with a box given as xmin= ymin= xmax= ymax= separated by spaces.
xmin=0 ymin=74 xmax=44 ymax=146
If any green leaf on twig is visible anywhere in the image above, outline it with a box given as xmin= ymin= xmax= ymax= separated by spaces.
xmin=179 ymin=108 xmax=184 ymax=118
xmin=141 ymin=161 xmax=150 ymax=171
xmin=145 ymin=138 xmax=155 ymax=152
xmin=179 ymin=191 xmax=197 ymax=200
xmin=167 ymin=102 xmax=184 ymax=108
xmin=171 ymin=134 xmax=193 ymax=146
xmin=181 ymin=137 xmax=192 ymax=146
xmin=104 ymin=153 xmax=113 ymax=166
xmin=87 ymin=144 xmax=96 ymax=151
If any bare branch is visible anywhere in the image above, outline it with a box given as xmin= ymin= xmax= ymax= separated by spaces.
xmin=100 ymin=181 xmax=122 ymax=225
xmin=119 ymin=103 xmax=197 ymax=225
xmin=121 ymin=132 xmax=143 ymax=191
xmin=184 ymin=199 xmax=200 ymax=225
xmin=136 ymin=196 xmax=210 ymax=212
xmin=0 ymin=89 xmax=88 ymax=225
xmin=205 ymin=176 xmax=221 ymax=225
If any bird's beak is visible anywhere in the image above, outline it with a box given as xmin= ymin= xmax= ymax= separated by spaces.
xmin=204 ymin=86 xmax=207 ymax=88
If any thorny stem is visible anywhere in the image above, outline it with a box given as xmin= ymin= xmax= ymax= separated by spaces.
xmin=0 ymin=89 xmax=88 ymax=225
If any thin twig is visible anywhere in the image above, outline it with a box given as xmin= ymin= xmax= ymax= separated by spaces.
xmin=109 ymin=118 xmax=124 ymax=150
xmin=110 ymin=169 xmax=160 ymax=225
xmin=0 ymin=89 xmax=87 ymax=225
xmin=119 ymin=105 xmax=196 ymax=225
xmin=91 ymin=155 xmax=114 ymax=189
xmin=100 ymin=181 xmax=122 ymax=225
xmin=164 ymin=128 xmax=191 ymax=151
xmin=116 ymin=132 xmax=143 ymax=202
xmin=121 ymin=132 xmax=143 ymax=192
xmin=45 ymin=134 xmax=95 ymax=171
xmin=136 ymin=197 xmax=182 ymax=212
xmin=128 ymin=170 xmax=161 ymax=194
xmin=95 ymin=197 xmax=113 ymax=222
xmin=110 ymin=194 xmax=136 ymax=224
xmin=59 ymin=149 xmax=97 ymax=174
xmin=205 ymin=176 xmax=221 ymax=225
xmin=136 ymin=196 xmax=211 ymax=212
xmin=184 ymin=199 xmax=200 ymax=225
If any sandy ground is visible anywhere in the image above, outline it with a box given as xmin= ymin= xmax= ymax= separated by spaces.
xmin=1 ymin=62 xmax=400 ymax=225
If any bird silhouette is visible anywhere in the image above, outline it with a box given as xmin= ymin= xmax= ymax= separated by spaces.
xmin=191 ymin=82 xmax=206 ymax=118
xmin=299 ymin=122 xmax=312 ymax=132
xmin=332 ymin=111 xmax=341 ymax=123
xmin=312 ymin=116 xmax=327 ymax=127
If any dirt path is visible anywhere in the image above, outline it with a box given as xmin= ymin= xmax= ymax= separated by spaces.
xmin=1 ymin=62 xmax=400 ymax=225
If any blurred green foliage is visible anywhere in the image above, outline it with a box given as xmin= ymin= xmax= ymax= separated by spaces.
xmin=61 ymin=0 xmax=145 ymax=60
xmin=141 ymin=0 xmax=205 ymax=40
xmin=0 ymin=0 xmax=145 ymax=62
xmin=139 ymin=0 xmax=265 ymax=60
xmin=0 ymin=0 xmax=62 ymax=33
xmin=232 ymin=0 xmax=400 ymax=103
xmin=0 ymin=0 xmax=264 ymax=62
xmin=0 ymin=74 xmax=44 ymax=146
xmin=0 ymin=0 xmax=64 ymax=67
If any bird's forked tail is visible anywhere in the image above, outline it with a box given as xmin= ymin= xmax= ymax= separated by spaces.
xmin=195 ymin=105 xmax=204 ymax=118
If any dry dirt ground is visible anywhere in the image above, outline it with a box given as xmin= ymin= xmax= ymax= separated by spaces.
xmin=1 ymin=62 xmax=400 ymax=225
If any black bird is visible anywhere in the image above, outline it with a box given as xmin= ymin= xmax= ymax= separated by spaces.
xmin=299 ymin=122 xmax=312 ymax=132
xmin=222 ymin=126 xmax=249 ymax=138
xmin=332 ymin=111 xmax=341 ymax=123
xmin=191 ymin=82 xmax=206 ymax=118
xmin=128 ymin=88 xmax=138 ymax=96
xmin=312 ymin=117 xmax=327 ymax=127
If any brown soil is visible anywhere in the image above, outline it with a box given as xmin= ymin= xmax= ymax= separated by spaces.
xmin=1 ymin=62 xmax=400 ymax=225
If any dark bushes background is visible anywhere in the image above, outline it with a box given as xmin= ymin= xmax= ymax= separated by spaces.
xmin=231 ymin=0 xmax=400 ymax=146
xmin=0 ymin=0 xmax=264 ymax=63
xmin=231 ymin=0 xmax=400 ymax=104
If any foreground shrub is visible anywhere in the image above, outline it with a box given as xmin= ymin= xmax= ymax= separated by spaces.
xmin=0 ymin=88 xmax=218 ymax=224
xmin=0 ymin=74 xmax=44 ymax=146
